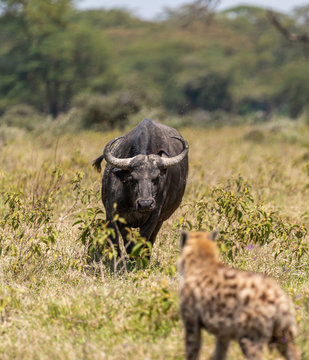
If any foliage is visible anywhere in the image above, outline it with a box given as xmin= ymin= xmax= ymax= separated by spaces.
xmin=0 ymin=0 xmax=114 ymax=117
xmin=1 ymin=104 xmax=43 ymax=131
xmin=177 ymin=175 xmax=308 ymax=265
xmin=0 ymin=167 xmax=63 ymax=276
xmin=76 ymin=8 xmax=144 ymax=29
xmin=72 ymin=92 xmax=141 ymax=130
xmin=73 ymin=207 xmax=152 ymax=270
xmin=70 ymin=171 xmax=152 ymax=269
xmin=0 ymin=123 xmax=307 ymax=358
xmin=132 ymin=285 xmax=179 ymax=337
xmin=1 ymin=2 xmax=309 ymax=121
xmin=276 ymin=61 xmax=309 ymax=118
xmin=179 ymin=71 xmax=233 ymax=112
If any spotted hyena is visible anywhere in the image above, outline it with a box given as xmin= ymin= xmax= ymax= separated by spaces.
xmin=178 ymin=231 xmax=300 ymax=360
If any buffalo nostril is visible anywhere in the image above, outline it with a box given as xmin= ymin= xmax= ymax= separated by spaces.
xmin=137 ymin=199 xmax=155 ymax=210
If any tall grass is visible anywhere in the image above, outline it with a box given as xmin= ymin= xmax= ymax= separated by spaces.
xmin=0 ymin=122 xmax=308 ymax=359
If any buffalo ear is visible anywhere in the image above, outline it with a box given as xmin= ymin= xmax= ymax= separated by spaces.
xmin=158 ymin=151 xmax=168 ymax=175
xmin=112 ymin=169 xmax=132 ymax=183
xmin=158 ymin=150 xmax=170 ymax=157
xmin=180 ymin=231 xmax=189 ymax=250
xmin=160 ymin=168 xmax=167 ymax=176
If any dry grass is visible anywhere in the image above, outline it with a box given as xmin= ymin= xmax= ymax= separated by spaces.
xmin=0 ymin=121 xmax=308 ymax=359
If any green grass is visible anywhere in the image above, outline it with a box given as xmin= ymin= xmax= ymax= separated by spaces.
xmin=0 ymin=121 xmax=308 ymax=359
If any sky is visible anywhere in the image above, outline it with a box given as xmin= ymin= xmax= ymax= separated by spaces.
xmin=78 ymin=0 xmax=309 ymax=19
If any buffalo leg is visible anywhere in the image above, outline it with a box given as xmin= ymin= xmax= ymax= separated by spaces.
xmin=138 ymin=220 xmax=163 ymax=258
xmin=111 ymin=220 xmax=140 ymax=258
xmin=117 ymin=223 xmax=135 ymax=255
xmin=105 ymin=217 xmax=122 ymax=257
xmin=148 ymin=221 xmax=163 ymax=246
xmin=116 ymin=222 xmax=148 ymax=257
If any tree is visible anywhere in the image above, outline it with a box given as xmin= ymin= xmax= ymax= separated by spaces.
xmin=0 ymin=0 xmax=115 ymax=117
xmin=164 ymin=71 xmax=232 ymax=113
xmin=267 ymin=7 xmax=309 ymax=117
xmin=268 ymin=10 xmax=309 ymax=44
xmin=276 ymin=62 xmax=309 ymax=118
xmin=164 ymin=0 xmax=221 ymax=27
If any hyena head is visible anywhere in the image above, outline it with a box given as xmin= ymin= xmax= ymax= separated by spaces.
xmin=178 ymin=231 xmax=220 ymax=275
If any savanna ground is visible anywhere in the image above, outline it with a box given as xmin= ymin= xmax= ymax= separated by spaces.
xmin=0 ymin=119 xmax=309 ymax=359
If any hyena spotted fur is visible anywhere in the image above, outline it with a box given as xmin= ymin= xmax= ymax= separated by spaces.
xmin=178 ymin=231 xmax=300 ymax=360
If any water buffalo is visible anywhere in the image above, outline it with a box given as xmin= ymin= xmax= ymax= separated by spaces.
xmin=93 ymin=118 xmax=189 ymax=256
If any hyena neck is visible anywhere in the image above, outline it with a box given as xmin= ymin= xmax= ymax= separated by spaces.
xmin=184 ymin=254 xmax=221 ymax=275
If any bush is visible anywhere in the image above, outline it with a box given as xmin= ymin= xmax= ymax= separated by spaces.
xmin=176 ymin=176 xmax=308 ymax=264
xmin=165 ymin=71 xmax=233 ymax=114
xmin=73 ymin=207 xmax=152 ymax=271
xmin=72 ymin=92 xmax=141 ymax=130
xmin=165 ymin=109 xmax=243 ymax=128
xmin=1 ymin=104 xmax=43 ymax=131
xmin=0 ymin=125 xmax=27 ymax=146
xmin=237 ymin=97 xmax=271 ymax=119
xmin=183 ymin=72 xmax=233 ymax=112
xmin=276 ymin=62 xmax=309 ymax=119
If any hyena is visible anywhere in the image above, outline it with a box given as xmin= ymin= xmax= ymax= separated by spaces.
xmin=178 ymin=231 xmax=300 ymax=360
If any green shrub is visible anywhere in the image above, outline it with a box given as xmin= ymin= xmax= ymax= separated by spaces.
xmin=164 ymin=71 xmax=233 ymax=114
xmin=276 ymin=62 xmax=309 ymax=119
xmin=73 ymin=206 xmax=152 ymax=271
xmin=164 ymin=109 xmax=243 ymax=128
xmin=0 ymin=175 xmax=61 ymax=275
xmin=0 ymin=125 xmax=27 ymax=145
xmin=177 ymin=176 xmax=308 ymax=264
xmin=131 ymin=286 xmax=179 ymax=337
xmin=1 ymin=104 xmax=43 ymax=131
xmin=72 ymin=92 xmax=141 ymax=130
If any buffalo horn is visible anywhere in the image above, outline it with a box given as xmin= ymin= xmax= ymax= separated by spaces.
xmin=160 ymin=136 xmax=189 ymax=168
xmin=104 ymin=137 xmax=135 ymax=170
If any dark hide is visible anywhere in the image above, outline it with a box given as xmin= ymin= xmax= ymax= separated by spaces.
xmin=93 ymin=118 xmax=189 ymax=256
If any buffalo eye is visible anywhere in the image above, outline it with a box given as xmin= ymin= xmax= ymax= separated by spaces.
xmin=152 ymin=178 xmax=159 ymax=185
xmin=160 ymin=168 xmax=167 ymax=176
xmin=121 ymin=176 xmax=132 ymax=184
xmin=113 ymin=169 xmax=132 ymax=184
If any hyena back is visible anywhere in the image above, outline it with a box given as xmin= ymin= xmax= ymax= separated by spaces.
xmin=178 ymin=231 xmax=300 ymax=360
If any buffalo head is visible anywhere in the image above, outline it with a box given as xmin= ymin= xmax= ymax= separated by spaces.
xmin=100 ymin=136 xmax=188 ymax=212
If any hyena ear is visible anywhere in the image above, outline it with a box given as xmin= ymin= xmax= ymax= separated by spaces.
xmin=209 ymin=230 xmax=218 ymax=241
xmin=180 ymin=231 xmax=189 ymax=250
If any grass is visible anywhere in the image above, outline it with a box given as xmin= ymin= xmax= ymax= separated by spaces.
xmin=0 ymin=121 xmax=308 ymax=359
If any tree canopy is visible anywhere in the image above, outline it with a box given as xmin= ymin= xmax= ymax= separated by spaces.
xmin=0 ymin=0 xmax=114 ymax=117
xmin=0 ymin=0 xmax=309 ymax=121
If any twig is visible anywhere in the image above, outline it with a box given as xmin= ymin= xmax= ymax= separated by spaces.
xmin=268 ymin=10 xmax=309 ymax=44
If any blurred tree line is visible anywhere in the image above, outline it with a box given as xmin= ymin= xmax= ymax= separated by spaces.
xmin=1 ymin=0 xmax=309 ymax=128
